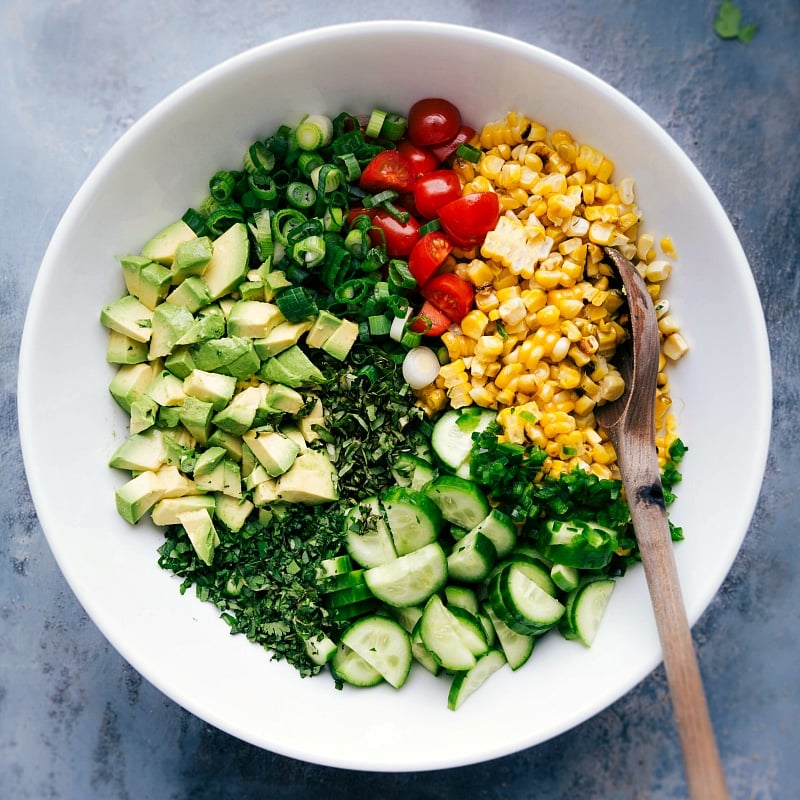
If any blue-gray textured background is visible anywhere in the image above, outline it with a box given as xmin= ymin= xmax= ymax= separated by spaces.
xmin=2 ymin=1 xmax=798 ymax=798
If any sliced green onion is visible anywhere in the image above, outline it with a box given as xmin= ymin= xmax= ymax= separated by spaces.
xmin=372 ymin=281 xmax=391 ymax=303
xmin=284 ymin=182 xmax=316 ymax=211
xmin=456 ymin=143 xmax=482 ymax=163
xmin=390 ymin=307 xmax=412 ymax=341
xmin=381 ymin=113 xmax=408 ymax=141
xmin=331 ymin=129 xmax=366 ymax=157
xmin=367 ymin=314 xmax=391 ymax=336
xmin=209 ymin=170 xmax=236 ymax=202
xmin=332 ymin=111 xmax=360 ymax=137
xmin=321 ymin=246 xmax=351 ymax=290
xmin=248 ymin=209 xmax=274 ymax=261
xmin=335 ymin=152 xmax=362 ymax=182
xmin=297 ymin=151 xmax=325 ymax=178
xmin=182 ymin=208 xmax=206 ymax=235
xmin=205 ymin=204 xmax=245 ymax=236
xmin=365 ymin=109 xmax=387 ymax=139
xmin=363 ymin=189 xmax=399 ymax=209
xmin=247 ymin=172 xmax=278 ymax=203
xmin=244 ymin=141 xmax=276 ymax=174
xmin=275 ymin=286 xmax=318 ymax=321
xmin=311 ymin=164 xmax=343 ymax=194
xmin=344 ymin=227 xmax=370 ymax=258
xmin=322 ymin=205 xmax=346 ymax=233
xmin=291 ymin=235 xmax=326 ymax=267
xmin=402 ymin=346 xmax=441 ymax=389
xmin=386 ymin=294 xmax=410 ymax=319
xmin=400 ymin=329 xmax=423 ymax=349
xmin=335 ymin=279 xmax=371 ymax=305
xmin=295 ymin=114 xmax=334 ymax=150
xmin=198 ymin=195 xmax=220 ymax=218
xmin=380 ymin=199 xmax=409 ymax=224
xmin=271 ymin=208 xmax=308 ymax=245
xmin=496 ymin=320 xmax=508 ymax=340
xmin=286 ymin=218 xmax=323 ymax=246
xmin=387 ymin=259 xmax=417 ymax=292
xmin=418 ymin=218 xmax=442 ymax=235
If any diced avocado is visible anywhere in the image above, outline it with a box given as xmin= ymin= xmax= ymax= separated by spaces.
xmin=264 ymin=383 xmax=305 ymax=414
xmin=263 ymin=269 xmax=292 ymax=293
xmin=260 ymin=346 xmax=325 ymax=388
xmin=148 ymin=303 xmax=195 ymax=360
xmin=178 ymin=508 xmax=218 ymax=565
xmin=183 ymin=368 xmax=236 ymax=411
xmin=100 ymin=295 xmax=154 ymax=343
xmin=179 ymin=395 xmax=214 ymax=445
xmin=244 ymin=463 xmax=270 ymax=491
xmin=252 ymin=478 xmax=280 ymax=507
xmin=107 ymin=330 xmax=148 ymax=365
xmin=172 ymin=236 xmax=213 ymax=282
xmin=120 ymin=255 xmax=173 ymax=310
xmin=129 ymin=395 xmax=159 ymax=434
xmin=191 ymin=336 xmax=258 ymax=379
xmin=253 ymin=319 xmax=312 ymax=358
xmin=141 ymin=219 xmax=197 ymax=265
xmin=155 ymin=465 xmax=198 ymax=498
xmin=207 ymin=429 xmax=244 ymax=462
xmin=298 ymin=396 xmax=325 ymax=443
xmin=115 ymin=470 xmax=166 ymax=524
xmin=212 ymin=386 xmax=261 ymax=435
xmin=201 ymin=222 xmax=250 ymax=300
xmin=164 ymin=346 xmax=196 ymax=379
xmin=243 ymin=430 xmax=300 ymax=477
xmin=218 ymin=297 xmax=236 ymax=318
xmin=109 ymin=429 xmax=167 ymax=472
xmin=276 ymin=450 xmax=338 ymax=504
xmin=157 ymin=405 xmax=181 ymax=428
xmin=281 ymin=426 xmax=307 ymax=452
xmin=227 ymin=300 xmax=285 ymax=339
xmin=321 ymin=318 xmax=359 ymax=360
xmin=110 ymin=362 xmax=159 ymax=412
xmin=239 ymin=280 xmax=266 ymax=301
xmin=223 ymin=344 xmax=261 ymax=380
xmin=193 ymin=446 xmax=227 ymax=477
xmin=161 ymin=431 xmax=197 ymax=472
xmin=306 ymin=310 xmax=345 ymax=348
xmin=165 ymin=276 xmax=212 ymax=313
xmin=120 ymin=254 xmax=151 ymax=297
xmin=145 ymin=370 xmax=186 ymax=407
xmin=221 ymin=459 xmax=242 ymax=498
xmin=151 ymin=494 xmax=215 ymax=527
xmin=173 ymin=304 xmax=225 ymax=346
xmin=194 ymin=459 xmax=225 ymax=492
xmin=213 ymin=493 xmax=254 ymax=532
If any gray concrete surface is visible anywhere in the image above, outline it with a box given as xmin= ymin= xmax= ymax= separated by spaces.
xmin=2 ymin=1 xmax=798 ymax=797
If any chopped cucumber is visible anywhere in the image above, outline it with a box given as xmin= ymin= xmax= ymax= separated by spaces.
xmin=447 ymin=649 xmax=506 ymax=711
xmin=447 ymin=529 xmax=497 ymax=583
xmin=330 ymin=642 xmax=384 ymax=687
xmin=564 ymin=578 xmax=616 ymax=647
xmin=363 ymin=542 xmax=447 ymax=608
xmin=381 ymin=486 xmax=443 ymax=556
xmin=340 ymin=615 xmax=412 ymax=689
xmin=419 ymin=594 xmax=479 ymax=672
xmin=430 ymin=408 xmax=496 ymax=473
xmin=424 ymin=474 xmax=490 ymax=530
xmin=344 ymin=496 xmax=397 ymax=568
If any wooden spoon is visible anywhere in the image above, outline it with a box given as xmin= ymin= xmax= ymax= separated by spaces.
xmin=595 ymin=247 xmax=729 ymax=799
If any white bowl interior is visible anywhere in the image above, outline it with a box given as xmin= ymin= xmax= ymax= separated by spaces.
xmin=18 ymin=21 xmax=771 ymax=771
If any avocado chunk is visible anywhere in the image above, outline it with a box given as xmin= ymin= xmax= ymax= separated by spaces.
xmin=183 ymin=368 xmax=236 ymax=411
xmin=227 ymin=300 xmax=285 ymax=339
xmin=129 ymin=395 xmax=159 ymax=434
xmin=213 ymin=493 xmax=254 ymax=533
xmin=154 ymin=465 xmax=198 ymax=498
xmin=253 ymin=319 xmax=313 ymax=358
xmin=212 ymin=386 xmax=261 ymax=435
xmin=141 ymin=219 xmax=197 ymax=265
xmin=164 ymin=346 xmax=196 ymax=379
xmin=243 ymin=430 xmax=300 ymax=477
xmin=172 ymin=236 xmax=213 ymax=283
xmin=109 ymin=362 xmax=160 ymax=412
xmin=107 ymin=330 xmax=149 ymax=365
xmin=145 ymin=369 xmax=186 ymax=407
xmin=174 ymin=304 xmax=226 ymax=347
xmin=165 ymin=275 xmax=212 ymax=313
xmin=276 ymin=450 xmax=338 ymax=504
xmin=252 ymin=477 xmax=280 ymax=507
xmin=191 ymin=336 xmax=259 ymax=379
xmin=321 ymin=318 xmax=359 ymax=360
xmin=148 ymin=303 xmax=195 ymax=359
xmin=201 ymin=222 xmax=250 ymax=300
xmin=178 ymin=508 xmax=219 ymax=565
xmin=259 ymin=345 xmax=325 ymax=388
xmin=298 ymin=396 xmax=325 ymax=443
xmin=179 ymin=395 xmax=214 ymax=445
xmin=306 ymin=309 xmax=345 ymax=348
xmin=193 ymin=446 xmax=227 ymax=477
xmin=115 ymin=470 xmax=166 ymax=524
xmin=207 ymin=428 xmax=243 ymax=462
xmin=263 ymin=269 xmax=292 ymax=294
xmin=120 ymin=255 xmax=173 ymax=310
xmin=151 ymin=494 xmax=215 ymax=527
xmin=100 ymin=295 xmax=154 ymax=343
xmin=109 ymin=429 xmax=167 ymax=472
xmin=264 ymin=383 xmax=305 ymax=414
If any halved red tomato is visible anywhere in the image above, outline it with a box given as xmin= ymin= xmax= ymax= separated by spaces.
xmin=408 ymin=231 xmax=454 ymax=286
xmin=408 ymin=98 xmax=462 ymax=147
xmin=369 ymin=210 xmax=421 ymax=257
xmin=412 ymin=170 xmax=463 ymax=220
xmin=437 ymin=192 xmax=501 ymax=247
xmin=410 ymin=300 xmax=452 ymax=336
xmin=421 ymin=273 xmax=475 ymax=322
xmin=430 ymin=125 xmax=477 ymax=162
xmin=359 ymin=150 xmax=415 ymax=194
xmin=398 ymin=140 xmax=441 ymax=179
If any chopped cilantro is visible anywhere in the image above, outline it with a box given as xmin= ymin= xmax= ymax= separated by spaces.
xmin=714 ymin=1 xmax=758 ymax=42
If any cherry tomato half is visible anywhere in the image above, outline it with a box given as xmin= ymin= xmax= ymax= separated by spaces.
xmin=408 ymin=98 xmax=462 ymax=147
xmin=430 ymin=125 xmax=477 ymax=162
xmin=410 ymin=300 xmax=452 ymax=336
xmin=412 ymin=170 xmax=463 ymax=220
xmin=369 ymin=209 xmax=421 ymax=257
xmin=421 ymin=273 xmax=475 ymax=322
xmin=359 ymin=150 xmax=415 ymax=194
xmin=398 ymin=140 xmax=441 ymax=179
xmin=437 ymin=191 xmax=501 ymax=247
xmin=408 ymin=231 xmax=454 ymax=286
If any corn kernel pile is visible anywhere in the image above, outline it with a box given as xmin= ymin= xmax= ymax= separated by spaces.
xmin=415 ymin=112 xmax=688 ymax=481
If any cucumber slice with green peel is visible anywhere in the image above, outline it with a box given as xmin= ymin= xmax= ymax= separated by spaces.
xmin=363 ymin=542 xmax=447 ymax=608
xmin=381 ymin=486 xmax=443 ymax=556
xmin=340 ymin=615 xmax=412 ymax=689
xmin=478 ymin=613 xmax=496 ymax=648
xmin=325 ymin=580 xmax=374 ymax=609
xmin=497 ymin=563 xmax=565 ymax=631
xmin=565 ymin=578 xmax=616 ymax=647
xmin=447 ymin=649 xmax=507 ymax=711
xmin=424 ymin=475 xmax=490 ymax=530
xmin=419 ymin=594 xmax=478 ymax=672
xmin=328 ymin=597 xmax=378 ymax=622
xmin=469 ymin=509 xmax=517 ymax=558
xmin=319 ymin=568 xmax=367 ymax=593
xmin=488 ymin=553 xmax=556 ymax=597
xmin=444 ymin=585 xmax=480 ymax=616
xmin=317 ymin=554 xmax=353 ymax=580
xmin=389 ymin=605 xmax=423 ymax=634
xmin=344 ymin=496 xmax=397 ymax=568
xmin=411 ymin=622 xmax=441 ymax=676
xmin=430 ymin=408 xmax=496 ymax=472
xmin=330 ymin=641 xmax=384 ymax=687
xmin=550 ymin=563 xmax=580 ymax=592
xmin=304 ymin=634 xmax=338 ymax=666
xmin=390 ymin=453 xmax=436 ymax=491
xmin=484 ymin=605 xmax=535 ymax=670
xmin=447 ymin=529 xmax=497 ymax=583
xmin=448 ymin=606 xmax=489 ymax=658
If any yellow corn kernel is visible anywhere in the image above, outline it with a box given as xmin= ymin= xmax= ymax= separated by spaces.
xmin=479 ymin=153 xmax=505 ymax=181
xmin=637 ymin=233 xmax=655 ymax=261
xmin=589 ymin=462 xmax=613 ymax=480
xmin=521 ymin=288 xmax=547 ymax=313
xmin=494 ymin=362 xmax=524 ymax=390
xmin=556 ymin=362 xmax=582 ymax=389
xmin=495 ymin=285 xmax=521 ymax=303
xmin=536 ymin=304 xmax=560 ymax=327
xmin=498 ymin=297 xmax=528 ymax=326
xmin=460 ymin=310 xmax=490 ymax=340
xmin=596 ymin=158 xmax=614 ymax=182
xmin=598 ymin=371 xmax=626 ymax=402
xmin=440 ymin=331 xmax=462 ymax=360
xmin=658 ymin=314 xmax=681 ymax=336
xmin=447 ymin=383 xmax=474 ymax=409
xmin=494 ymin=386 xmax=516 ymax=406
xmin=660 ymin=236 xmax=678 ymax=258
xmin=575 ymin=144 xmax=606 ymax=176
xmin=662 ymin=332 xmax=689 ymax=360
xmin=466 ymin=259 xmax=495 ymax=287
xmin=591 ymin=441 xmax=617 ymax=465
xmin=469 ymin=385 xmax=498 ymax=408
xmin=588 ymin=220 xmax=617 ymax=246
xmin=438 ymin=359 xmax=467 ymax=381
xmin=474 ymin=288 xmax=500 ymax=313
xmin=537 ymin=381 xmax=556 ymax=405
xmin=646 ymin=260 xmax=672 ymax=282
xmin=573 ymin=394 xmax=596 ymax=416
xmin=474 ymin=335 xmax=504 ymax=361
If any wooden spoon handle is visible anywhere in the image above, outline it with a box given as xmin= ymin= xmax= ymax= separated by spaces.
xmin=624 ymin=478 xmax=729 ymax=799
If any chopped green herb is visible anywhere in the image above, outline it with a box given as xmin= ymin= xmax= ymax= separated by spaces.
xmin=714 ymin=1 xmax=758 ymax=42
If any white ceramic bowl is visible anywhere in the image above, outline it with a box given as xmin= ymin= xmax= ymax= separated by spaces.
xmin=19 ymin=21 xmax=771 ymax=771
